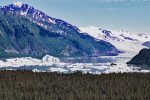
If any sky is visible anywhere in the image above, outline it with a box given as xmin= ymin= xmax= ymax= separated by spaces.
xmin=0 ymin=0 xmax=150 ymax=33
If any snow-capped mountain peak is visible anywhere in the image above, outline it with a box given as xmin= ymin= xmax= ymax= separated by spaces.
xmin=80 ymin=26 xmax=150 ymax=42
xmin=13 ymin=2 xmax=23 ymax=7
xmin=0 ymin=3 xmax=81 ymax=33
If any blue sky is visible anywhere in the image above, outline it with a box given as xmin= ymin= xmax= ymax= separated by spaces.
xmin=0 ymin=0 xmax=150 ymax=33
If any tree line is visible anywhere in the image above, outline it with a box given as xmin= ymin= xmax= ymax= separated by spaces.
xmin=0 ymin=70 xmax=150 ymax=100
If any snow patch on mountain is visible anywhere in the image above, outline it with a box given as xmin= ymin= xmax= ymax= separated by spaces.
xmin=13 ymin=2 xmax=23 ymax=7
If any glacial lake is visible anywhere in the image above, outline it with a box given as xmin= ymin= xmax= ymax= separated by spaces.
xmin=0 ymin=56 xmax=149 ymax=73
xmin=60 ymin=57 xmax=150 ymax=70
xmin=59 ymin=56 xmax=130 ymax=64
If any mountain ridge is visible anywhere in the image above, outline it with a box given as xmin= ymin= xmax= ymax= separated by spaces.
xmin=0 ymin=3 xmax=81 ymax=33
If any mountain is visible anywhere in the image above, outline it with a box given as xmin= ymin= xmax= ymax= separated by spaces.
xmin=0 ymin=2 xmax=81 ymax=34
xmin=142 ymin=41 xmax=150 ymax=48
xmin=80 ymin=26 xmax=150 ymax=56
xmin=0 ymin=3 xmax=120 ymax=58
xmin=127 ymin=48 xmax=150 ymax=65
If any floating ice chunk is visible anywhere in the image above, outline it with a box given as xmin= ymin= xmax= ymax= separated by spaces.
xmin=32 ymin=69 xmax=42 ymax=72
xmin=42 ymin=55 xmax=60 ymax=64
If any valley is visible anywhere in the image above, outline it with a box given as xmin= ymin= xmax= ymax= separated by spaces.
xmin=0 ymin=1 xmax=149 ymax=99
xmin=0 ymin=3 xmax=149 ymax=74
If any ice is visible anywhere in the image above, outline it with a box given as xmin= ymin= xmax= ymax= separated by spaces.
xmin=42 ymin=55 xmax=60 ymax=64
xmin=0 ymin=55 xmax=60 ymax=67
xmin=0 ymin=55 xmax=148 ymax=74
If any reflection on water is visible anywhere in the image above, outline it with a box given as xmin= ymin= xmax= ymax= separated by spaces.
xmin=0 ymin=66 xmax=50 ymax=71
xmin=130 ymin=65 xmax=150 ymax=70
xmin=59 ymin=57 xmax=117 ymax=63
xmin=59 ymin=56 xmax=132 ymax=64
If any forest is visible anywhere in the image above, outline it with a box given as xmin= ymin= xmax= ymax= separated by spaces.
xmin=0 ymin=70 xmax=150 ymax=100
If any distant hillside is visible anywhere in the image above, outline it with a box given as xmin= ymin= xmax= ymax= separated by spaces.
xmin=127 ymin=48 xmax=150 ymax=65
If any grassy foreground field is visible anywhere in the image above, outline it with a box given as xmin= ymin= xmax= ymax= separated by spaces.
xmin=0 ymin=71 xmax=150 ymax=100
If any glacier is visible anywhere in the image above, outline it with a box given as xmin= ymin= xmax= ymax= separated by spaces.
xmin=80 ymin=26 xmax=150 ymax=57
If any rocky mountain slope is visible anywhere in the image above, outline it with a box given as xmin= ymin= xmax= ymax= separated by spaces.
xmin=142 ymin=41 xmax=150 ymax=48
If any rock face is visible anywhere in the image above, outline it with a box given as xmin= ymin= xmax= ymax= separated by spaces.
xmin=127 ymin=48 xmax=150 ymax=65
xmin=0 ymin=3 xmax=120 ymax=58
xmin=142 ymin=41 xmax=150 ymax=48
